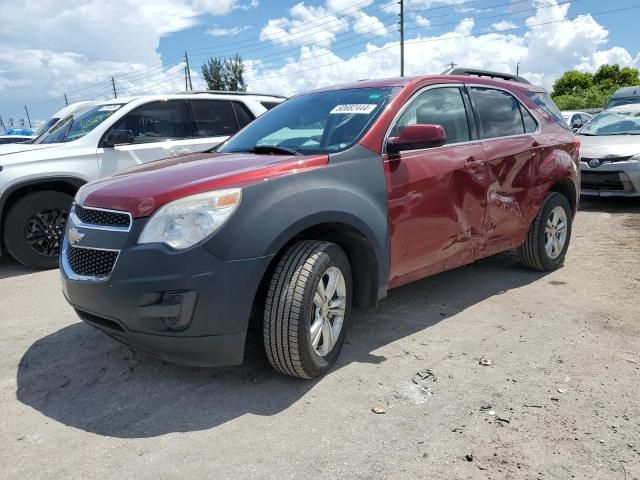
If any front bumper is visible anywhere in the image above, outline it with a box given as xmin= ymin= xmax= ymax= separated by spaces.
xmin=580 ymin=160 xmax=640 ymax=197
xmin=60 ymin=216 xmax=273 ymax=367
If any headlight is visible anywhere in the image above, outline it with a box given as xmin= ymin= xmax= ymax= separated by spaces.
xmin=138 ymin=189 xmax=241 ymax=249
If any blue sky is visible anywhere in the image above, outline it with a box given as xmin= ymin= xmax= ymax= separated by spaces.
xmin=0 ymin=0 xmax=638 ymax=127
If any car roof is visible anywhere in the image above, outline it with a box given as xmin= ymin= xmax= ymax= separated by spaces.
xmin=299 ymin=74 xmax=546 ymax=95
xmin=610 ymin=86 xmax=640 ymax=98
xmin=93 ymin=93 xmax=285 ymax=106
xmin=608 ymin=104 xmax=640 ymax=112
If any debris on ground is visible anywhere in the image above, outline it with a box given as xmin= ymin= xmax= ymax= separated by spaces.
xmin=412 ymin=368 xmax=437 ymax=385
xmin=557 ymin=388 xmax=567 ymax=394
xmin=371 ymin=406 xmax=386 ymax=414
xmin=465 ymin=454 xmax=474 ymax=462
xmin=479 ymin=357 xmax=492 ymax=366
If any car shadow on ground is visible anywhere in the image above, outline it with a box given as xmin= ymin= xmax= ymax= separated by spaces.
xmin=16 ymin=252 xmax=549 ymax=439
xmin=0 ymin=255 xmax=37 ymax=280
xmin=579 ymin=195 xmax=640 ymax=214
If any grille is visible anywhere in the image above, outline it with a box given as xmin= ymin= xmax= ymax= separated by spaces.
xmin=581 ymin=156 xmax=633 ymax=165
xmin=74 ymin=204 xmax=130 ymax=228
xmin=581 ymin=171 xmax=627 ymax=191
xmin=66 ymin=244 xmax=119 ymax=278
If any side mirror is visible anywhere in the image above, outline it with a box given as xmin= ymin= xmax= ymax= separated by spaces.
xmin=387 ymin=124 xmax=447 ymax=155
xmin=102 ymin=129 xmax=134 ymax=148
xmin=570 ymin=119 xmax=583 ymax=129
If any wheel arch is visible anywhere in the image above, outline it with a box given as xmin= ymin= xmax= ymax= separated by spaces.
xmin=548 ymin=177 xmax=578 ymax=216
xmin=0 ymin=176 xmax=85 ymax=252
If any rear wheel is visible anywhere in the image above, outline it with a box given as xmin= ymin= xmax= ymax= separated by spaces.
xmin=3 ymin=191 xmax=72 ymax=269
xmin=263 ymin=240 xmax=352 ymax=379
xmin=518 ymin=192 xmax=572 ymax=271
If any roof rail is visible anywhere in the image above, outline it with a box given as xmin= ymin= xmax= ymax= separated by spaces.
xmin=174 ymin=90 xmax=287 ymax=98
xmin=441 ymin=67 xmax=531 ymax=85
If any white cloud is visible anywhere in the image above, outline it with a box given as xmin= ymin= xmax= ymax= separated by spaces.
xmin=207 ymin=25 xmax=250 ymax=36
xmin=259 ymin=0 xmax=387 ymax=48
xmin=492 ymin=20 xmax=518 ymax=31
xmin=414 ymin=15 xmax=432 ymax=27
xmin=246 ymin=2 xmax=638 ymax=96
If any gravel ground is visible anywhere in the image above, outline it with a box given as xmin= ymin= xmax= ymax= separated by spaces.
xmin=1 ymin=196 xmax=639 ymax=480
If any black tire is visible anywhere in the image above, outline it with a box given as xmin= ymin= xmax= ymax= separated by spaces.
xmin=3 ymin=191 xmax=73 ymax=270
xmin=264 ymin=240 xmax=353 ymax=379
xmin=518 ymin=192 xmax=572 ymax=271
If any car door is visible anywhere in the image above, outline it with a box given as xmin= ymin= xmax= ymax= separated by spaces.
xmin=190 ymin=99 xmax=250 ymax=152
xmin=467 ymin=86 xmax=540 ymax=254
xmin=385 ymin=85 xmax=489 ymax=287
xmin=97 ymin=100 xmax=195 ymax=177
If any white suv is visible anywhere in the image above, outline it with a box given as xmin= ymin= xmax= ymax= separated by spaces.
xmin=0 ymin=92 xmax=284 ymax=268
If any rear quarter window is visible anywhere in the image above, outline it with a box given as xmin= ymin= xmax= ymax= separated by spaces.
xmin=261 ymin=101 xmax=281 ymax=110
xmin=526 ymin=92 xmax=566 ymax=127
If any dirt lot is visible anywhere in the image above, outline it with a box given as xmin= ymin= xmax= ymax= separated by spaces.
xmin=1 ymin=197 xmax=639 ymax=480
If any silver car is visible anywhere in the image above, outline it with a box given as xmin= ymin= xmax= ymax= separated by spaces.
xmin=578 ymin=104 xmax=640 ymax=197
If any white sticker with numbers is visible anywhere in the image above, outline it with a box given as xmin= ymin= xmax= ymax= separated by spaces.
xmin=329 ymin=104 xmax=377 ymax=115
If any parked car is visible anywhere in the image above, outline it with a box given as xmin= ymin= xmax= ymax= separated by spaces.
xmin=60 ymin=70 xmax=579 ymax=378
xmin=578 ymin=104 xmax=640 ymax=196
xmin=562 ymin=110 xmax=592 ymax=131
xmin=0 ymin=128 xmax=37 ymax=144
xmin=0 ymin=92 xmax=284 ymax=269
xmin=604 ymin=86 xmax=640 ymax=109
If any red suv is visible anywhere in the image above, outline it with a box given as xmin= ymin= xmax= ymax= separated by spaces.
xmin=61 ymin=69 xmax=580 ymax=379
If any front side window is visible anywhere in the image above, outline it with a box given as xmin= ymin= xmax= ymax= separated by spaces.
xmin=391 ymin=87 xmax=470 ymax=144
xmin=109 ymin=100 xmax=191 ymax=144
xmin=35 ymin=104 xmax=124 ymax=144
xmin=192 ymin=100 xmax=240 ymax=138
xmin=522 ymin=106 xmax=538 ymax=133
xmin=579 ymin=110 xmax=640 ymax=136
xmin=218 ymin=87 xmax=400 ymax=155
xmin=471 ymin=87 xmax=526 ymax=139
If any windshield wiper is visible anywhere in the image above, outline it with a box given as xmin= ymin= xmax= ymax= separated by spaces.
xmin=231 ymin=145 xmax=301 ymax=156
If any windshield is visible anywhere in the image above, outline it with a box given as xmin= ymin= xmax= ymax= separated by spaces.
xmin=579 ymin=110 xmax=640 ymax=136
xmin=35 ymin=104 xmax=124 ymax=144
xmin=606 ymin=96 xmax=640 ymax=109
xmin=34 ymin=118 xmax=59 ymax=137
xmin=218 ymin=87 xmax=401 ymax=155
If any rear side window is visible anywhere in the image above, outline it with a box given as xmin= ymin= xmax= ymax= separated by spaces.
xmin=471 ymin=87 xmax=525 ymax=139
xmin=232 ymin=102 xmax=255 ymax=129
xmin=109 ymin=101 xmax=191 ymax=144
xmin=393 ymin=87 xmax=470 ymax=144
xmin=191 ymin=100 xmax=240 ymax=137
xmin=521 ymin=106 xmax=538 ymax=133
xmin=261 ymin=101 xmax=281 ymax=110
xmin=526 ymin=92 xmax=565 ymax=127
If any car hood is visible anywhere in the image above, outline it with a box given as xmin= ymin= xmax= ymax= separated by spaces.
xmin=78 ymin=152 xmax=329 ymax=218
xmin=578 ymin=134 xmax=640 ymax=159
xmin=0 ymin=143 xmax=64 ymax=158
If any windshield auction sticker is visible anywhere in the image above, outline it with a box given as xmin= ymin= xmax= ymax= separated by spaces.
xmin=329 ymin=104 xmax=377 ymax=115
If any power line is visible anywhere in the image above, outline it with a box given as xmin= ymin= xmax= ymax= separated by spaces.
xmin=245 ymin=5 xmax=640 ymax=83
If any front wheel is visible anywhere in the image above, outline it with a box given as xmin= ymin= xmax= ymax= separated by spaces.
xmin=3 ymin=191 xmax=73 ymax=269
xmin=263 ymin=240 xmax=352 ymax=379
xmin=518 ymin=192 xmax=572 ymax=271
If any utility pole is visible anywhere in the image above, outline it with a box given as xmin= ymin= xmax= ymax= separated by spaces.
xmin=64 ymin=93 xmax=69 ymax=106
xmin=516 ymin=62 xmax=520 ymax=76
xmin=185 ymin=66 xmax=188 ymax=91
xmin=398 ymin=0 xmax=404 ymax=77
xmin=111 ymin=77 xmax=118 ymax=99
xmin=449 ymin=61 xmax=457 ymax=70
xmin=0 ymin=115 xmax=5 ymax=133
xmin=24 ymin=106 xmax=32 ymax=128
xmin=184 ymin=51 xmax=193 ymax=91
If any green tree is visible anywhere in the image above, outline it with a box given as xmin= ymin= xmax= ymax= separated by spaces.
xmin=551 ymin=71 xmax=593 ymax=97
xmin=223 ymin=54 xmax=247 ymax=92
xmin=201 ymin=55 xmax=247 ymax=91
xmin=551 ymin=64 xmax=640 ymax=109
xmin=201 ymin=57 xmax=225 ymax=90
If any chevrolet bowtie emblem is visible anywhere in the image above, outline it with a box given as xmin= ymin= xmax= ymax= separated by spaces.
xmin=68 ymin=227 xmax=85 ymax=245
